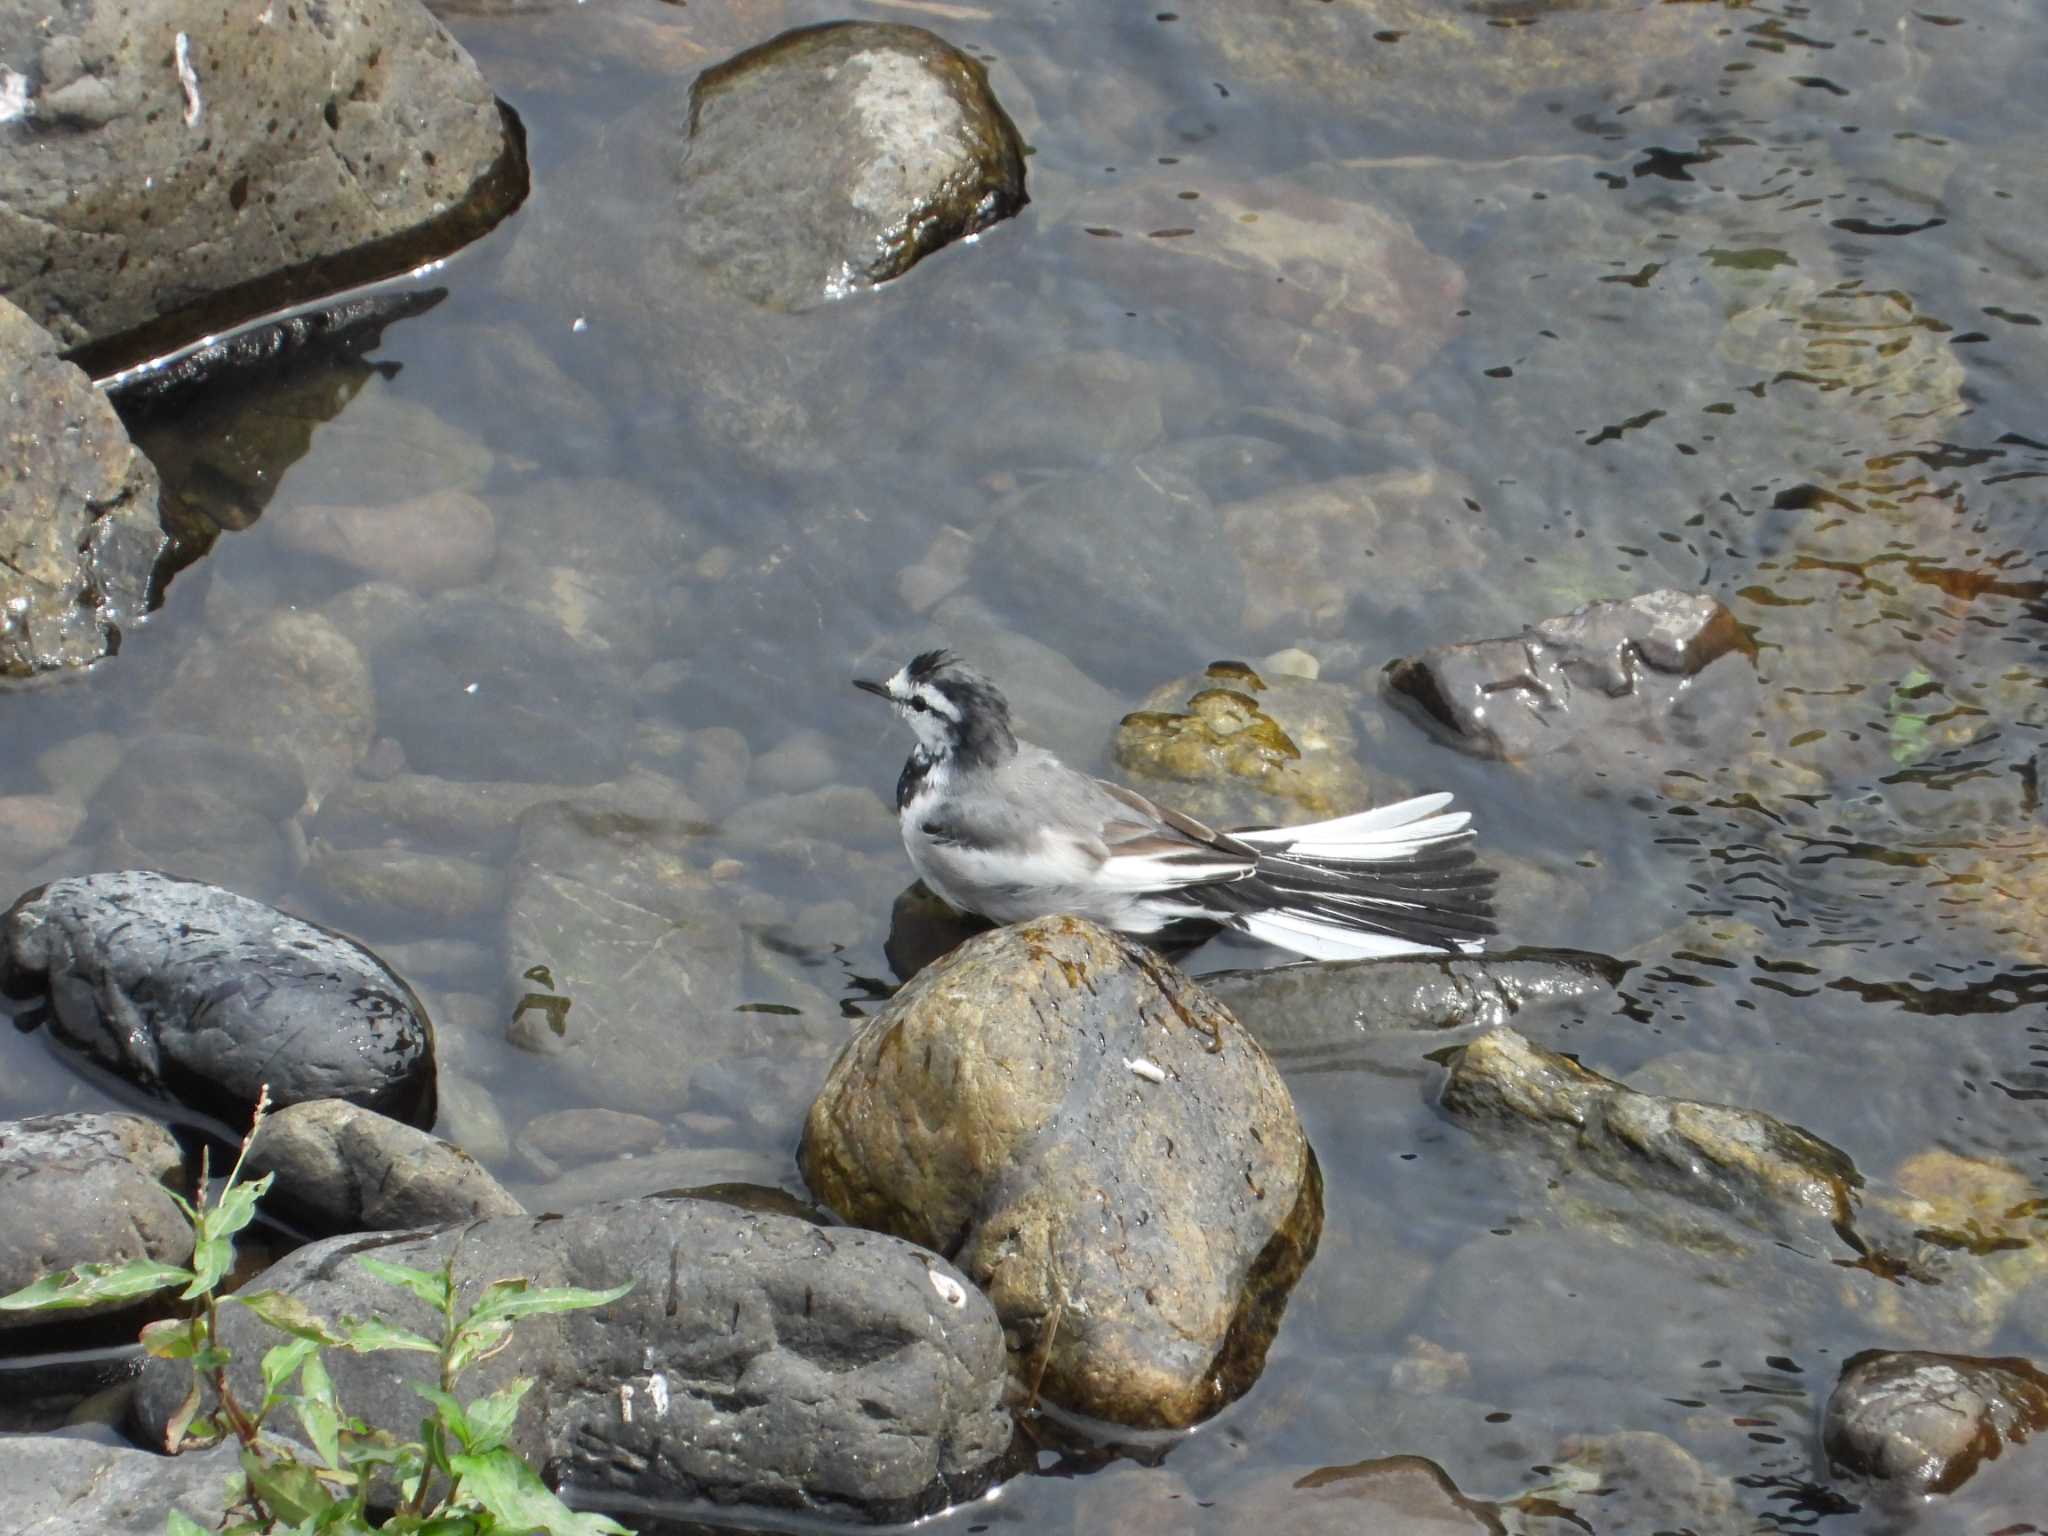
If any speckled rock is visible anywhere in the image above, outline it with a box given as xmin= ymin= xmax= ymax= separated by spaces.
xmin=680 ymin=21 xmax=1027 ymax=310
xmin=1 ymin=871 xmax=435 ymax=1129
xmin=0 ymin=298 xmax=165 ymax=677
xmin=1823 ymin=1350 xmax=2048 ymax=1498
xmin=132 ymin=1199 xmax=1015 ymax=1524
xmin=802 ymin=915 xmax=1320 ymax=1429
xmin=1111 ymin=661 xmax=1371 ymax=827
xmin=245 ymin=1098 xmax=521 ymax=1235
xmin=0 ymin=0 xmax=524 ymax=366
xmin=0 ymin=1112 xmax=192 ymax=1330
xmin=2 ymin=1434 xmax=247 ymax=1535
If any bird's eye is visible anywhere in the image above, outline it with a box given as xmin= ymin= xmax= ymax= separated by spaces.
xmin=909 ymin=697 xmax=930 ymax=713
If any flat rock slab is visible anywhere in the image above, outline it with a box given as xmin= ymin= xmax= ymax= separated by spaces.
xmin=1824 ymin=1349 xmax=2048 ymax=1499
xmin=1 ymin=871 xmax=436 ymax=1130
xmin=0 ymin=1112 xmax=192 ymax=1331
xmin=131 ymin=1199 xmax=1015 ymax=1525
xmin=1384 ymin=589 xmax=1746 ymax=761
xmin=803 ymin=915 xmax=1321 ymax=1429
xmin=245 ymin=1098 xmax=522 ymax=1235
xmin=0 ymin=298 xmax=165 ymax=677
xmin=3 ymin=1432 xmax=245 ymax=1536
xmin=0 ymin=0 xmax=524 ymax=367
xmin=680 ymin=21 xmax=1027 ymax=310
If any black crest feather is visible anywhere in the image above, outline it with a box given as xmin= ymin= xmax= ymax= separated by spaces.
xmin=907 ymin=649 xmax=955 ymax=684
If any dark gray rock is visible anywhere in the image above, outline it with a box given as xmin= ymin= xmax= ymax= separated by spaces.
xmin=1384 ymin=589 xmax=1747 ymax=761
xmin=4 ymin=1432 xmax=246 ymax=1535
xmin=131 ymin=1199 xmax=1015 ymax=1524
xmin=0 ymin=1112 xmax=192 ymax=1331
xmin=372 ymin=597 xmax=630 ymax=786
xmin=802 ymin=915 xmax=1320 ymax=1429
xmin=680 ymin=21 xmax=1026 ymax=311
xmin=1205 ymin=948 xmax=1621 ymax=1067
xmin=0 ymin=298 xmax=165 ymax=678
xmin=1823 ymin=1350 xmax=2048 ymax=1498
xmin=973 ymin=458 xmax=1244 ymax=667
xmin=90 ymin=734 xmax=307 ymax=894
xmin=245 ymin=1099 xmax=521 ymax=1235
xmin=0 ymin=0 xmax=523 ymax=365
xmin=1 ymin=871 xmax=435 ymax=1130
xmin=501 ymin=801 xmax=743 ymax=1115
xmin=1439 ymin=1026 xmax=1858 ymax=1253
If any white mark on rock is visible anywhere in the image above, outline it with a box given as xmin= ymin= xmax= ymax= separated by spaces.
xmin=174 ymin=33 xmax=202 ymax=126
xmin=618 ymin=1382 xmax=635 ymax=1423
xmin=1124 ymin=1056 xmax=1167 ymax=1084
xmin=928 ymin=1269 xmax=967 ymax=1309
xmin=0 ymin=68 xmax=29 ymax=125
xmin=648 ymin=1371 xmax=670 ymax=1416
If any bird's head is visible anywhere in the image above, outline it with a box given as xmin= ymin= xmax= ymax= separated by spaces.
xmin=854 ymin=649 xmax=1016 ymax=767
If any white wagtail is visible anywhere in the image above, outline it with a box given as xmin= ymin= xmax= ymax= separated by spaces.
xmin=853 ymin=651 xmax=1496 ymax=961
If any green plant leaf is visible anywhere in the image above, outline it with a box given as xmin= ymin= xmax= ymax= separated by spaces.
xmin=163 ymin=1379 xmax=205 ymax=1453
xmin=295 ymin=1352 xmax=343 ymax=1469
xmin=410 ymin=1383 xmax=473 ymax=1452
xmin=461 ymin=1379 xmax=533 ymax=1457
xmin=445 ymin=1319 xmax=513 ymax=1378
xmin=262 ymin=1337 xmax=323 ymax=1400
xmin=242 ymin=1448 xmax=332 ymax=1529
xmin=0 ymin=1259 xmax=193 ymax=1310
xmin=231 ymin=1289 xmax=345 ymax=1344
xmin=356 ymin=1256 xmax=454 ymax=1314
xmin=447 ymin=1447 xmax=633 ymax=1536
xmin=167 ymin=1511 xmax=214 ymax=1536
xmin=461 ymin=1279 xmax=633 ymax=1331
xmin=335 ymin=1318 xmax=439 ymax=1355
xmin=142 ymin=1315 xmax=208 ymax=1360
xmin=184 ymin=1172 xmax=274 ymax=1299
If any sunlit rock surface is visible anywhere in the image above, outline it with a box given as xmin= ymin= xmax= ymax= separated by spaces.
xmin=130 ymin=1199 xmax=1015 ymax=1524
xmin=0 ymin=299 xmax=165 ymax=678
xmin=0 ymin=1111 xmax=192 ymax=1331
xmin=680 ymin=22 xmax=1027 ymax=311
xmin=1823 ymin=1350 xmax=2048 ymax=1499
xmin=0 ymin=0 xmax=524 ymax=370
xmin=1 ymin=871 xmax=436 ymax=1129
xmin=1112 ymin=661 xmax=1370 ymax=826
xmin=802 ymin=915 xmax=1320 ymax=1429
xmin=244 ymin=1098 xmax=522 ymax=1236
xmin=1 ymin=1435 xmax=245 ymax=1535
xmin=1385 ymin=589 xmax=1748 ymax=762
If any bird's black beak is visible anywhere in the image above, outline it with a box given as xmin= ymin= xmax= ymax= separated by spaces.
xmin=852 ymin=677 xmax=891 ymax=699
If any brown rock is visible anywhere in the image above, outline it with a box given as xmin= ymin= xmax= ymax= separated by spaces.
xmin=1824 ymin=1350 xmax=2048 ymax=1497
xmin=279 ymin=490 xmax=497 ymax=592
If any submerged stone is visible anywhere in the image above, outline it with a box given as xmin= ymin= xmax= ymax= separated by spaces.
xmin=680 ymin=22 xmax=1027 ymax=311
xmin=1823 ymin=1350 xmax=2048 ymax=1498
xmin=802 ymin=915 xmax=1320 ymax=1429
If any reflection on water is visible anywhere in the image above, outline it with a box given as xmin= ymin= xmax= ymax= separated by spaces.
xmin=6 ymin=0 xmax=2048 ymax=1526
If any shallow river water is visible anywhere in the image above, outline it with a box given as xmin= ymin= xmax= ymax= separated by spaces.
xmin=6 ymin=0 xmax=2048 ymax=1530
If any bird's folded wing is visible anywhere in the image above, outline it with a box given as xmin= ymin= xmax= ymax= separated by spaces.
xmin=1087 ymin=821 xmax=1255 ymax=890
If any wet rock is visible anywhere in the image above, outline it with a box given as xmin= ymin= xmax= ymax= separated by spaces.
xmin=516 ymin=1107 xmax=665 ymax=1172
xmin=1207 ymin=949 xmax=1621 ymax=1067
xmin=516 ymin=1146 xmax=792 ymax=1212
xmin=435 ymin=1072 xmax=512 ymax=1166
xmin=1823 ymin=1350 xmax=2048 ymax=1497
xmin=0 ymin=298 xmax=165 ymax=678
xmin=303 ymin=844 xmax=503 ymax=932
xmin=1546 ymin=1432 xmax=1751 ymax=1535
xmin=1439 ymin=1026 xmax=1857 ymax=1251
xmin=1 ymin=0 xmax=523 ymax=365
xmin=91 ymin=734 xmax=307 ymax=893
xmin=1263 ymin=1456 xmax=1505 ymax=1535
xmin=0 ymin=795 xmax=86 ymax=868
xmin=371 ymin=596 xmax=630 ymax=786
xmin=131 ymin=1199 xmax=1014 ymax=1524
xmin=245 ymin=1099 xmax=521 ymax=1235
xmin=802 ymin=915 xmax=1320 ymax=1429
xmin=488 ymin=478 xmax=689 ymax=670
xmin=1385 ymin=589 xmax=1747 ymax=762
xmin=0 ymin=1112 xmax=192 ymax=1331
xmin=502 ymin=801 xmax=742 ymax=1115
xmin=753 ymin=729 xmax=838 ymax=795
xmin=973 ymin=458 xmax=1242 ymax=670
xmin=1221 ymin=469 xmax=1489 ymax=637
xmin=276 ymin=490 xmax=497 ymax=593
xmin=883 ymin=879 xmax=993 ymax=982
xmin=152 ymin=609 xmax=374 ymax=808
xmin=682 ymin=727 xmax=752 ymax=818
xmin=721 ymin=784 xmax=897 ymax=854
xmin=1111 ymin=661 xmax=1370 ymax=827
xmin=3 ymin=1432 xmax=246 ymax=1535
xmin=1 ymin=871 xmax=435 ymax=1130
xmin=680 ymin=22 xmax=1027 ymax=311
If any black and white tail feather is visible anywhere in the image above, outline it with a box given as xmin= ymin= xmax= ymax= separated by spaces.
xmin=854 ymin=650 xmax=1496 ymax=963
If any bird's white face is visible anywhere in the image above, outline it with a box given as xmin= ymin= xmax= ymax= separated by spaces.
xmin=876 ymin=664 xmax=963 ymax=757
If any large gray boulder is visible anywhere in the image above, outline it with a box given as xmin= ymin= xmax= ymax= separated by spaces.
xmin=244 ymin=1099 xmax=522 ymax=1236
xmin=1 ymin=871 xmax=436 ymax=1129
xmin=802 ymin=915 xmax=1320 ymax=1429
xmin=0 ymin=0 xmax=524 ymax=366
xmin=0 ymin=1112 xmax=191 ymax=1331
xmin=3 ymin=1433 xmax=246 ymax=1535
xmin=132 ymin=1199 xmax=1016 ymax=1524
xmin=680 ymin=21 xmax=1027 ymax=311
xmin=0 ymin=298 xmax=165 ymax=677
